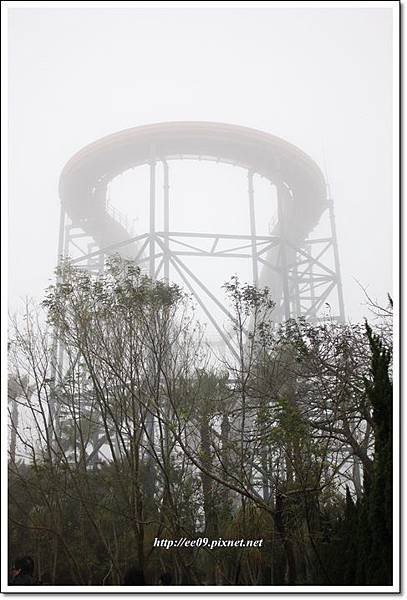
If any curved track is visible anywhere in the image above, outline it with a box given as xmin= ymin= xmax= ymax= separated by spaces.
xmin=59 ymin=122 xmax=328 ymax=314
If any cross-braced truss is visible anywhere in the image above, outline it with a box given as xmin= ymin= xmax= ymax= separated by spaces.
xmin=57 ymin=124 xmax=345 ymax=357
xmin=62 ymin=210 xmax=344 ymax=359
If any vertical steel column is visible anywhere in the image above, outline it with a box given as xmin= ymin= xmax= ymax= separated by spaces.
xmin=328 ymin=197 xmax=345 ymax=321
xmin=98 ymin=188 xmax=105 ymax=272
xmin=307 ymin=242 xmax=317 ymax=318
xmin=57 ymin=223 xmax=67 ymax=373
xmin=163 ymin=160 xmax=170 ymax=281
xmin=149 ymin=153 xmax=156 ymax=279
xmin=248 ymin=170 xmax=259 ymax=286
xmin=57 ymin=204 xmax=66 ymax=265
xmin=292 ymin=261 xmax=301 ymax=317
xmin=147 ymin=151 xmax=157 ymax=492
xmin=277 ymin=182 xmax=291 ymax=320
xmin=64 ymin=223 xmax=70 ymax=258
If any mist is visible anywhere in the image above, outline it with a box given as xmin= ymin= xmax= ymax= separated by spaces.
xmin=8 ymin=4 xmax=394 ymax=322
xmin=6 ymin=2 xmax=398 ymax=591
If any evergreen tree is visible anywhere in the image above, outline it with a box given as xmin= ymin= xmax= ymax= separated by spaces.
xmin=363 ymin=323 xmax=393 ymax=584
xmin=327 ymin=322 xmax=393 ymax=585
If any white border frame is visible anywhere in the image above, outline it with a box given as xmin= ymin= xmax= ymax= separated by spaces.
xmin=1 ymin=1 xmax=401 ymax=595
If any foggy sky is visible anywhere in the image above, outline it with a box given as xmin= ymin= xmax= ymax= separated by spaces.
xmin=8 ymin=3 xmax=396 ymax=322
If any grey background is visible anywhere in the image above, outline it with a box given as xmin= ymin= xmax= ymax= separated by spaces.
xmin=8 ymin=5 xmax=394 ymax=322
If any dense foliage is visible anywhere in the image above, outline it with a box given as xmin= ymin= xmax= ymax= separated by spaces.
xmin=8 ymin=258 xmax=393 ymax=586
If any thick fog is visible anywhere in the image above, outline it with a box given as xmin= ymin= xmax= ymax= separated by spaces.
xmin=8 ymin=4 xmax=395 ymax=323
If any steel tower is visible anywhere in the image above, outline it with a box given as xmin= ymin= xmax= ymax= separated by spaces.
xmin=57 ymin=122 xmax=345 ymax=356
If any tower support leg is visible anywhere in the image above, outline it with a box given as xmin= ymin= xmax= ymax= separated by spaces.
xmin=163 ymin=161 xmax=170 ymax=281
xmin=277 ymin=183 xmax=291 ymax=321
xmin=149 ymin=157 xmax=156 ymax=279
xmin=328 ymin=198 xmax=346 ymax=322
xmin=248 ymin=170 xmax=259 ymax=286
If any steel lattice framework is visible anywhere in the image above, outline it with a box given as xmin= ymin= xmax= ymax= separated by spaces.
xmin=57 ymin=122 xmax=345 ymax=356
